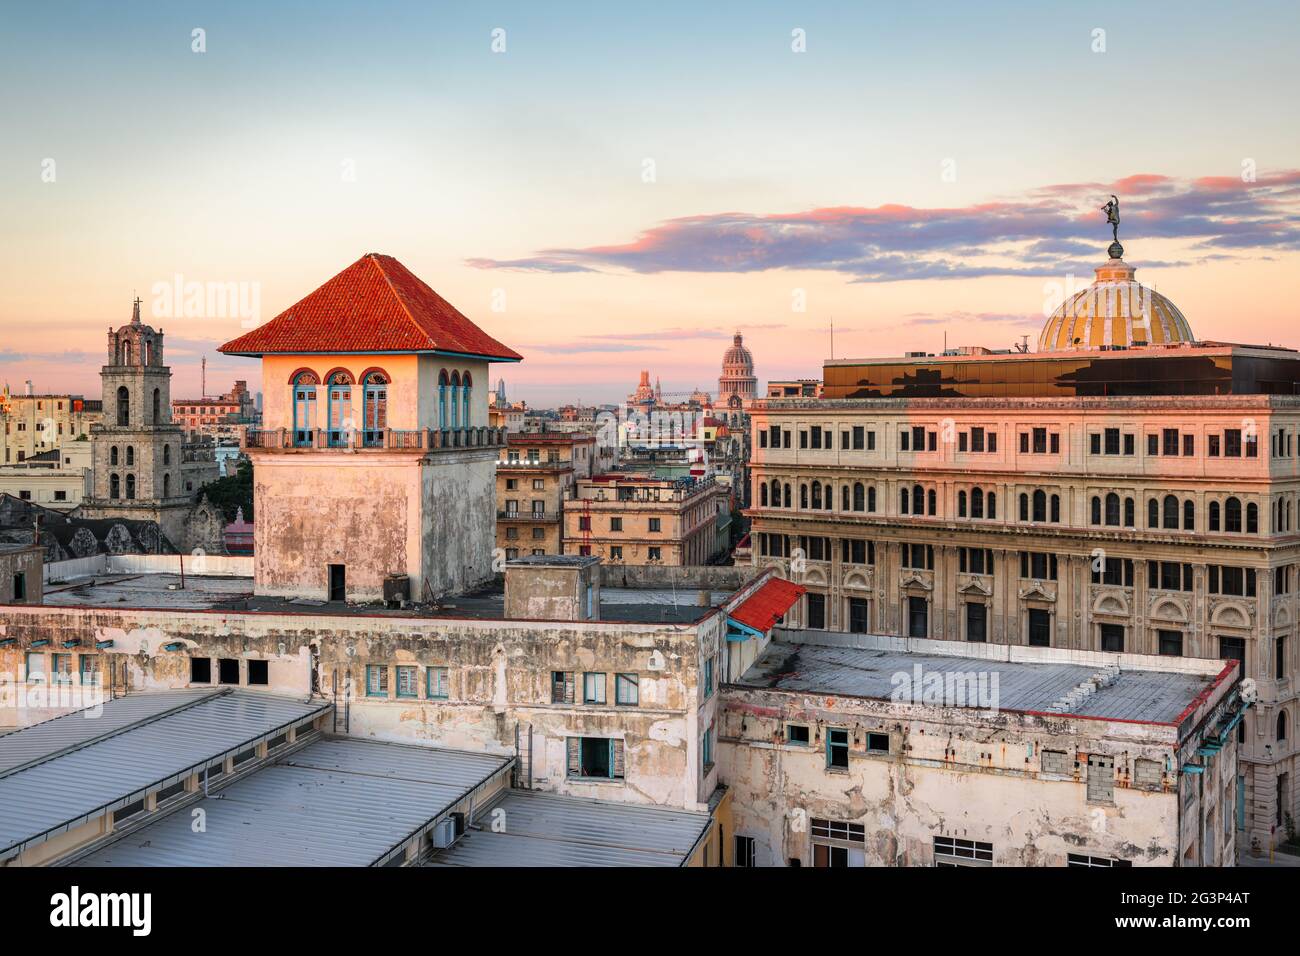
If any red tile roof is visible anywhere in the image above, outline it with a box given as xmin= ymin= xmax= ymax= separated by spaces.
xmin=729 ymin=577 xmax=806 ymax=634
xmin=218 ymin=253 xmax=522 ymax=361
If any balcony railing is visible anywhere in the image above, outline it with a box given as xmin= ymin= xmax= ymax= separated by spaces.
xmin=244 ymin=426 xmax=507 ymax=453
xmin=498 ymin=509 xmax=560 ymax=522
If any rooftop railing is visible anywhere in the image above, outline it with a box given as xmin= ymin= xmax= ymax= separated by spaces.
xmin=243 ymin=425 xmax=507 ymax=453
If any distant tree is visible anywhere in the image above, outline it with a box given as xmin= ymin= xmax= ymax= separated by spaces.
xmin=197 ymin=458 xmax=253 ymax=522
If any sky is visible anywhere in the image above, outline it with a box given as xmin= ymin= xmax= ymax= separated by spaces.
xmin=2 ymin=1 xmax=1298 ymax=406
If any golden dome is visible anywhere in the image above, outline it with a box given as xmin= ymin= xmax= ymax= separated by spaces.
xmin=1038 ymin=258 xmax=1193 ymax=352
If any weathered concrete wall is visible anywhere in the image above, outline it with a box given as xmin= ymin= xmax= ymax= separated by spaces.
xmin=420 ymin=451 xmax=498 ymax=600
xmin=0 ymin=601 xmax=724 ymax=810
xmin=0 ymin=546 xmax=42 ymax=604
xmin=252 ymin=452 xmax=426 ymax=601
xmin=599 ymin=564 xmax=752 ymax=590
xmin=718 ymin=679 xmax=1236 ymax=866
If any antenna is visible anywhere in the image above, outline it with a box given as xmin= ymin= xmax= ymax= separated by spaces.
xmin=829 ymin=315 xmax=834 ymax=360
xmin=201 ymin=356 xmax=207 ymax=398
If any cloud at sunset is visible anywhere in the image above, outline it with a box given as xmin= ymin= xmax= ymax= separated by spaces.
xmin=467 ymin=171 xmax=1300 ymax=282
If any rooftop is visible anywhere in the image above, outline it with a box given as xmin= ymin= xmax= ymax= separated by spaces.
xmin=427 ymin=789 xmax=711 ymax=867
xmin=731 ymin=630 xmax=1234 ymax=729
xmin=74 ymin=736 xmax=511 ymax=867
xmin=0 ymin=689 xmax=327 ymax=860
xmin=218 ymin=252 xmax=522 ymax=362
xmin=37 ymin=570 xmax=739 ymax=625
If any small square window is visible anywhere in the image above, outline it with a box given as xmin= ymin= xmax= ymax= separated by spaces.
xmin=218 ymin=658 xmax=240 ymax=685
xmin=247 ymin=659 xmax=268 ymax=686
xmin=866 ymin=732 xmax=889 ymax=754
xmin=787 ymin=724 xmax=810 ymax=745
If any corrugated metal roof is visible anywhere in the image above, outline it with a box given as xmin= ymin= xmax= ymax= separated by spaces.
xmin=0 ymin=691 xmax=328 ymax=857
xmin=75 ymin=737 xmax=511 ymax=867
xmin=0 ymin=689 xmax=221 ymax=777
xmin=427 ymin=790 xmax=711 ymax=867
xmin=733 ymin=640 xmax=1213 ymax=725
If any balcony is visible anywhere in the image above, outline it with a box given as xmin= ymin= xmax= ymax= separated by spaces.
xmin=498 ymin=509 xmax=560 ymax=522
xmin=244 ymin=426 xmax=507 ymax=453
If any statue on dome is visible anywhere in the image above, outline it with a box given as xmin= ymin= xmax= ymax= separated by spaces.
xmin=1101 ymin=195 xmax=1123 ymax=258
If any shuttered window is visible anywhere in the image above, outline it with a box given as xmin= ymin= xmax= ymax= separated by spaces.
xmin=365 ymin=665 xmax=388 ymax=697
xmin=552 ymin=671 xmax=575 ymax=703
xmin=567 ymin=736 xmax=625 ymax=779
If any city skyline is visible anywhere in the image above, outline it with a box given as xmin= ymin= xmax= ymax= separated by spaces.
xmin=3 ymin=1 xmax=1299 ymax=405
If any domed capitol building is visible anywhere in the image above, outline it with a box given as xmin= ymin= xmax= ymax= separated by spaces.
xmin=717 ymin=331 xmax=758 ymax=426
xmin=748 ymin=225 xmax=1300 ymax=858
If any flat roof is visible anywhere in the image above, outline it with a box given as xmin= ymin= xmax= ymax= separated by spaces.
xmin=35 ymin=573 xmax=735 ymax=625
xmin=731 ymin=631 xmax=1229 ymax=727
xmin=0 ymin=689 xmax=328 ymax=859
xmin=75 ymin=737 xmax=511 ymax=867
xmin=427 ymin=789 xmax=711 ymax=867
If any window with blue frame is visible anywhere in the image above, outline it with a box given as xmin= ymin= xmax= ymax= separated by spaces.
xmin=26 ymin=652 xmax=46 ymax=683
xmin=583 ymin=672 xmax=606 ymax=704
xmin=438 ymin=371 xmax=448 ymax=430
xmin=702 ymin=722 xmax=714 ymax=770
xmin=787 ymin=724 xmax=810 ymax=746
xmin=365 ymin=665 xmax=388 ymax=697
xmin=567 ymin=736 xmax=624 ymax=779
xmin=826 ymin=728 xmax=850 ymax=769
xmin=362 ymin=371 xmax=387 ymax=446
xmin=79 ymin=654 xmax=100 ymax=685
xmin=326 ymin=371 xmax=353 ymax=446
xmin=461 ymin=371 xmax=472 ymax=429
xmin=51 ymin=653 xmax=73 ymax=684
xmin=615 ymin=673 xmax=639 ymax=706
xmin=292 ymin=371 xmax=318 ymax=446
xmin=702 ymin=656 xmax=714 ymax=699
xmin=395 ymin=665 xmax=419 ymax=698
xmin=427 ymin=666 xmax=449 ymax=699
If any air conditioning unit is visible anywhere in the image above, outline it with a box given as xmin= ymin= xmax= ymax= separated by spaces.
xmin=428 ymin=817 xmax=457 ymax=849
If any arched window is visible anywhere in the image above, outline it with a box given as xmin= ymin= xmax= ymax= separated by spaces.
xmin=1048 ymin=494 xmax=1058 ymax=523
xmin=1124 ymin=497 xmax=1135 ymax=527
xmin=110 ymin=474 xmax=120 ymax=499
xmin=1090 ymin=496 xmax=1101 ymax=525
xmin=783 ymin=483 xmax=791 ymax=508
xmin=126 ymin=446 xmax=134 ymax=466
xmin=363 ymin=371 xmax=388 ymax=446
xmin=900 ymin=487 xmax=909 ymax=514
xmin=438 ymin=370 xmax=449 ymax=430
xmin=1209 ymin=500 xmax=1221 ymax=531
xmin=125 ymin=474 xmax=136 ymax=500
xmin=1278 ymin=710 xmax=1289 ymax=742
xmin=760 ymin=483 xmax=768 ymax=507
xmin=448 ymin=371 xmax=461 ymax=431
xmin=1105 ymin=492 xmax=1121 ymax=527
xmin=1032 ymin=489 xmax=1046 ymax=523
xmin=152 ymin=388 xmax=161 ymax=424
xmin=989 ymin=492 xmax=998 ymax=520
xmin=1163 ymin=494 xmax=1179 ymax=530
xmin=163 ymin=445 xmax=171 ymax=466
xmin=326 ymin=371 xmax=353 ymax=447
xmin=1184 ymin=499 xmax=1195 ymax=530
xmin=867 ymin=486 xmax=876 ymax=512
xmin=853 ymin=482 xmax=865 ymax=512
xmin=957 ymin=490 xmax=968 ymax=518
xmin=913 ymin=485 xmax=924 ymax=516
xmin=811 ymin=481 xmax=822 ymax=510
xmin=117 ymin=386 xmax=130 ymax=426
xmin=1246 ymin=502 xmax=1258 ymax=534
xmin=1225 ymin=496 xmax=1242 ymax=533
xmin=292 ymin=371 xmax=319 ymax=446
xmin=163 ymin=473 xmax=170 ymax=497
xmin=1020 ymin=493 xmax=1029 ymax=522
xmin=1148 ymin=499 xmax=1159 ymax=529
xmin=927 ymin=488 xmax=936 ymax=516
xmin=800 ymin=484 xmax=809 ymax=509
xmin=771 ymin=479 xmax=781 ymax=507
xmin=461 ymin=371 xmax=472 ymax=430
xmin=841 ymin=485 xmax=849 ymax=511
xmin=972 ymin=488 xmax=984 ymax=519
xmin=110 ymin=446 xmax=119 ymax=466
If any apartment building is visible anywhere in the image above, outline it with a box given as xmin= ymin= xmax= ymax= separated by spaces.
xmin=171 ymin=380 xmax=255 ymax=442
xmin=747 ymin=247 xmax=1300 ymax=852
xmin=497 ymin=433 xmax=596 ymax=558
xmin=564 ymin=473 xmax=728 ymax=565
xmin=0 ymin=390 xmax=101 ymax=464
xmin=0 ymin=441 xmax=93 ymax=509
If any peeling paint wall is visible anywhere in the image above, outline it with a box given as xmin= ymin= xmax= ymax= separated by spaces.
xmin=718 ymin=683 xmax=1237 ymax=867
